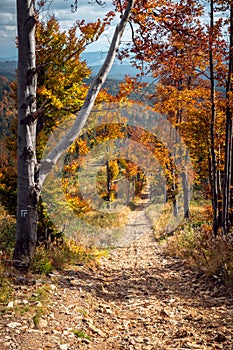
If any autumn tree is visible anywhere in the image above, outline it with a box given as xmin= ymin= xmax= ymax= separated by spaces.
xmin=35 ymin=16 xmax=108 ymax=157
xmin=124 ymin=0 xmax=206 ymax=219
xmin=119 ymin=0 xmax=233 ymax=236
xmin=196 ymin=0 xmax=233 ymax=235
xmin=222 ymin=0 xmax=233 ymax=234
xmin=0 ymin=76 xmax=17 ymax=215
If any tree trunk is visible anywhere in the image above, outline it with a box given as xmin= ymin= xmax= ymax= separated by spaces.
xmin=209 ymin=0 xmax=219 ymax=236
xmin=222 ymin=2 xmax=233 ymax=235
xmin=182 ymin=166 xmax=190 ymax=219
xmin=13 ymin=0 xmax=39 ymax=268
xmin=106 ymin=160 xmax=111 ymax=193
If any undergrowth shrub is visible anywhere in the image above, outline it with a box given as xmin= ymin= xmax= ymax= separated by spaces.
xmin=165 ymin=222 xmax=233 ymax=285
xmin=0 ymin=212 xmax=16 ymax=259
xmin=0 ymin=265 xmax=13 ymax=304
xmin=30 ymin=239 xmax=107 ymax=274
xmin=31 ymin=250 xmax=53 ymax=275
xmin=0 ymin=209 xmax=15 ymax=305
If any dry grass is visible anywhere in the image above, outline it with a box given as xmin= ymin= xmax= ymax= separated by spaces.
xmin=164 ymin=198 xmax=233 ymax=285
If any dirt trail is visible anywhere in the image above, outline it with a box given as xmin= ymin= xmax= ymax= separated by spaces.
xmin=117 ymin=190 xmax=152 ymax=247
xmin=0 ymin=191 xmax=233 ymax=349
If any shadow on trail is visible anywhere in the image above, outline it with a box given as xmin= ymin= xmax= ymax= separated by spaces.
xmin=62 ymin=255 xmax=232 ymax=310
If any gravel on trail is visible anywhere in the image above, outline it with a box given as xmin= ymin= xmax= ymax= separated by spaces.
xmin=1 ymin=189 xmax=232 ymax=349
xmin=0 ymin=229 xmax=233 ymax=350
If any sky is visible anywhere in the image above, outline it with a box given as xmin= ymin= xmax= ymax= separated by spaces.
xmin=0 ymin=1 xmax=227 ymax=60
xmin=0 ymin=0 xmax=17 ymax=59
xmin=0 ymin=0 xmax=128 ymax=60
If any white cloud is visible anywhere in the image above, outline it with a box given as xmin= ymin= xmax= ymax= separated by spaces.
xmin=40 ymin=0 xmax=115 ymax=26
xmin=39 ymin=1 xmax=131 ymax=54
xmin=0 ymin=1 xmax=17 ymax=58
xmin=0 ymin=13 xmax=15 ymax=25
xmin=0 ymin=0 xmax=16 ymax=13
xmin=41 ymin=0 xmax=120 ymax=52
xmin=0 ymin=0 xmax=121 ymax=58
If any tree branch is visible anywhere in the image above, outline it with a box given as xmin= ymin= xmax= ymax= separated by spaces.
xmin=39 ymin=0 xmax=135 ymax=185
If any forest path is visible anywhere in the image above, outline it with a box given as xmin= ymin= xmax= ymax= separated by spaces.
xmin=116 ymin=185 xmax=153 ymax=247
xmin=0 ymin=191 xmax=233 ymax=349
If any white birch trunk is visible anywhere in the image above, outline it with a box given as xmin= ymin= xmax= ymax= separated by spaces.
xmin=13 ymin=0 xmax=38 ymax=268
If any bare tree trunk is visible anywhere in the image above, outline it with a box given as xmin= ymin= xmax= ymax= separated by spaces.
xmin=176 ymin=93 xmax=190 ymax=220
xmin=222 ymin=2 xmax=233 ymax=235
xmin=182 ymin=149 xmax=190 ymax=219
xmin=209 ymin=0 xmax=219 ymax=236
xmin=106 ymin=160 xmax=111 ymax=194
xmin=13 ymin=0 xmax=39 ymax=268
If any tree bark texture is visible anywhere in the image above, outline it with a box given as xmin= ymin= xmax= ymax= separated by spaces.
xmin=222 ymin=2 xmax=233 ymax=235
xmin=13 ymin=0 xmax=39 ymax=267
xmin=209 ymin=0 xmax=219 ymax=236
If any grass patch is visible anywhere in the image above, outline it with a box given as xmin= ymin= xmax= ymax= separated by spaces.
xmin=29 ymin=285 xmax=50 ymax=303
xmin=32 ymin=313 xmax=41 ymax=327
xmin=0 ymin=269 xmax=13 ymax=304
xmin=0 ymin=277 xmax=50 ymax=321
xmin=71 ymin=329 xmax=91 ymax=341
xmin=78 ymin=207 xmax=130 ymax=229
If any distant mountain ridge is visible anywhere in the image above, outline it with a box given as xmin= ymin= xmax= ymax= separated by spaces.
xmin=0 ymin=51 xmax=144 ymax=81
xmin=0 ymin=61 xmax=17 ymax=81
xmin=0 ymin=56 xmax=17 ymax=62
xmin=81 ymin=51 xmax=139 ymax=80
